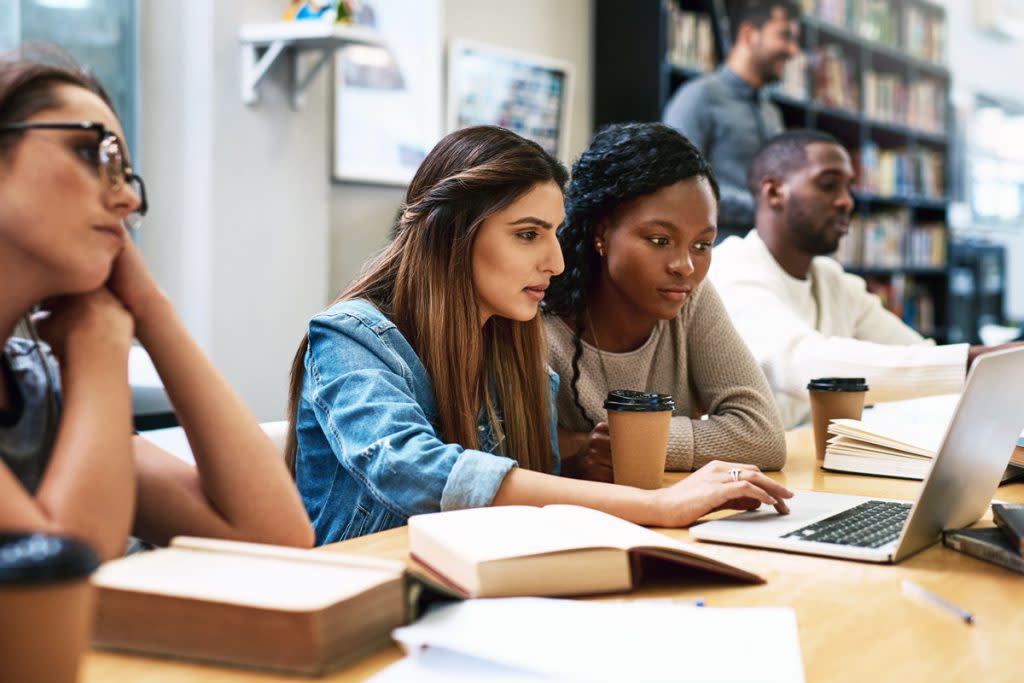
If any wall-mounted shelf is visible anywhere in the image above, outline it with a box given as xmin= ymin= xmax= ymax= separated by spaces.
xmin=239 ymin=21 xmax=385 ymax=108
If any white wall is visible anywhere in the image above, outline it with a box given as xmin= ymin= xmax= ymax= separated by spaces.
xmin=938 ymin=0 xmax=1024 ymax=321
xmin=327 ymin=0 xmax=594 ymax=295
xmin=139 ymin=0 xmax=592 ymax=419
xmin=140 ymin=0 xmax=330 ymax=420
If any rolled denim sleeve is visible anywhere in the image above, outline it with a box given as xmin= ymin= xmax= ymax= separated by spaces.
xmin=306 ymin=311 xmax=516 ymax=519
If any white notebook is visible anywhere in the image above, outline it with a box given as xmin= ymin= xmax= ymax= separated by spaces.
xmin=369 ymin=597 xmax=805 ymax=683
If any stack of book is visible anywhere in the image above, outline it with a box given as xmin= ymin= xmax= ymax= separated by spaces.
xmin=943 ymin=502 xmax=1024 ymax=575
xmin=823 ymin=394 xmax=1024 ymax=481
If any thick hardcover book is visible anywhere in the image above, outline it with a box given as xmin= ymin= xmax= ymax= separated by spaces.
xmin=942 ymin=527 xmax=1024 ymax=575
xmin=992 ymin=502 xmax=1024 ymax=554
xmin=407 ymin=505 xmax=763 ymax=599
xmin=91 ymin=536 xmax=407 ymax=675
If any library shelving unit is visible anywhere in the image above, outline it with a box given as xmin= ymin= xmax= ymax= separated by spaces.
xmin=594 ymin=0 xmax=954 ymax=342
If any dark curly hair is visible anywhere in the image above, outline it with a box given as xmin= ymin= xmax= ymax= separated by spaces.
xmin=544 ymin=122 xmax=720 ymax=426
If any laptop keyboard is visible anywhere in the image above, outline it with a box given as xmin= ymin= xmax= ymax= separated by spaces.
xmin=781 ymin=500 xmax=912 ymax=548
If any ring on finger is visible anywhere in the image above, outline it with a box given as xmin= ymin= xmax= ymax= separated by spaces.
xmin=728 ymin=467 xmax=742 ymax=482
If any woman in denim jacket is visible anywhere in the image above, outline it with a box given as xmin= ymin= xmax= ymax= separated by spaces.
xmin=287 ymin=126 xmax=794 ymax=544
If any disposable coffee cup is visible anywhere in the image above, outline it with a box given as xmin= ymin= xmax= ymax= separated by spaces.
xmin=604 ymin=390 xmax=675 ymax=489
xmin=0 ymin=533 xmax=100 ymax=683
xmin=807 ymin=377 xmax=869 ymax=461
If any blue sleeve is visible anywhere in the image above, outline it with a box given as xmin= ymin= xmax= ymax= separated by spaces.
xmin=305 ymin=312 xmax=516 ymax=518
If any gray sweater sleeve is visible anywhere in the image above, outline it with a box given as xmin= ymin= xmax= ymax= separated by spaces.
xmin=665 ymin=282 xmax=787 ymax=471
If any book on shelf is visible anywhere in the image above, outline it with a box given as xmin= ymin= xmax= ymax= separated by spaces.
xmin=408 ymin=505 xmax=763 ymax=599
xmin=857 ymin=276 xmax=936 ymax=335
xmin=778 ymin=50 xmax=808 ymax=99
xmin=858 ymin=143 xmax=945 ymax=199
xmin=664 ymin=1 xmax=714 ymax=73
xmin=812 ymin=43 xmax=859 ymax=112
xmin=823 ymin=394 xmax=1024 ymax=482
xmin=863 ymin=70 xmax=907 ymax=125
xmin=942 ymin=527 xmax=1023 ymax=575
xmin=855 ymin=0 xmax=897 ymax=43
xmin=908 ymin=79 xmax=946 ymax=133
xmin=836 ymin=213 xmax=946 ymax=271
xmin=91 ymin=536 xmax=407 ymax=675
xmin=904 ymin=3 xmax=946 ymax=65
xmin=992 ymin=501 xmax=1024 ymax=554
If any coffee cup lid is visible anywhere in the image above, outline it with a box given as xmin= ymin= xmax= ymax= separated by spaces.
xmin=603 ymin=390 xmax=675 ymax=412
xmin=806 ymin=377 xmax=869 ymax=392
xmin=0 ymin=534 xmax=100 ymax=584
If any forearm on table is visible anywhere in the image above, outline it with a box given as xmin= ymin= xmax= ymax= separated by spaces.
xmin=133 ymin=295 xmax=311 ymax=545
xmin=491 ymin=468 xmax=657 ymax=526
xmin=34 ymin=350 xmax=135 ymax=560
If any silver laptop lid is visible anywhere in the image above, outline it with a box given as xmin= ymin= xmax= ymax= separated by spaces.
xmin=893 ymin=345 xmax=1024 ymax=562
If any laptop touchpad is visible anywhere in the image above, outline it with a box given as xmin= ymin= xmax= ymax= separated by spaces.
xmin=695 ymin=491 xmax=870 ymax=538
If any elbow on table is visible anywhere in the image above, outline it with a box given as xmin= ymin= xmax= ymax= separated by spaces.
xmin=761 ymin=425 xmax=788 ymax=472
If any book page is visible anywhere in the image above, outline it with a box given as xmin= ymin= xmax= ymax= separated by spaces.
xmin=410 ymin=506 xmax=618 ymax=563
xmin=543 ymin=505 xmax=693 ymax=551
xmin=92 ymin=546 xmax=400 ymax=611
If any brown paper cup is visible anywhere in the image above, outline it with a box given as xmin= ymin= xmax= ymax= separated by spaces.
xmin=0 ymin=580 xmax=96 ymax=683
xmin=0 ymin=534 xmax=100 ymax=683
xmin=808 ymin=389 xmax=867 ymax=461
xmin=607 ymin=409 xmax=671 ymax=489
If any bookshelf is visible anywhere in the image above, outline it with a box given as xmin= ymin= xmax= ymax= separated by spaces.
xmin=594 ymin=0 xmax=957 ymax=342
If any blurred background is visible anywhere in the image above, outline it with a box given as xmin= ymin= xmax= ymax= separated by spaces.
xmin=1 ymin=0 xmax=1022 ymax=421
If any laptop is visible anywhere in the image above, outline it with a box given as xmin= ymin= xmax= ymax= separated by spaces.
xmin=690 ymin=346 xmax=1024 ymax=563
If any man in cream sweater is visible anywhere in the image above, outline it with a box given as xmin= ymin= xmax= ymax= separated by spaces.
xmin=709 ymin=129 xmax=1021 ymax=427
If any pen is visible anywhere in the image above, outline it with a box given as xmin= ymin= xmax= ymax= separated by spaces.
xmin=901 ymin=579 xmax=974 ymax=625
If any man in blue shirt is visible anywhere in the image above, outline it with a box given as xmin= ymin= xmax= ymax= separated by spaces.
xmin=663 ymin=0 xmax=801 ymax=239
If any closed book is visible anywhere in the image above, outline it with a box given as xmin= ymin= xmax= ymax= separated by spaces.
xmin=407 ymin=505 xmax=762 ymax=599
xmin=942 ymin=527 xmax=1024 ymax=575
xmin=992 ymin=502 xmax=1024 ymax=554
xmin=92 ymin=536 xmax=406 ymax=675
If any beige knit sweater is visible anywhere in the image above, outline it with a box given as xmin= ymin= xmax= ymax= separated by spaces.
xmin=544 ymin=281 xmax=787 ymax=471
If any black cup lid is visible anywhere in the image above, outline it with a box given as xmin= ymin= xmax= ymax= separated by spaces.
xmin=806 ymin=377 xmax=869 ymax=392
xmin=603 ymin=390 xmax=675 ymax=412
xmin=0 ymin=533 xmax=100 ymax=584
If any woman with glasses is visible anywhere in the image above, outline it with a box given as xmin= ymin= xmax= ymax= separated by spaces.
xmin=0 ymin=48 xmax=313 ymax=558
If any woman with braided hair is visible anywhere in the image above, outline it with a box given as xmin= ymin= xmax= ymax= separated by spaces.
xmin=545 ymin=122 xmax=787 ymax=483
xmin=287 ymin=125 xmax=792 ymax=543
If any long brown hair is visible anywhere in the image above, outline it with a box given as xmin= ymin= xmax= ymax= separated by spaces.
xmin=285 ymin=126 xmax=568 ymax=475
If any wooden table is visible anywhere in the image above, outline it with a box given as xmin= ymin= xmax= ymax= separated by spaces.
xmin=83 ymin=429 xmax=1024 ymax=683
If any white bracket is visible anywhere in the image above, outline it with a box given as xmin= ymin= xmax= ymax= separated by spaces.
xmin=239 ymin=22 xmax=385 ymax=110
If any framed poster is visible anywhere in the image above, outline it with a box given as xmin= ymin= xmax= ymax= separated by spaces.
xmin=333 ymin=0 xmax=443 ymax=185
xmin=447 ymin=40 xmax=574 ymax=162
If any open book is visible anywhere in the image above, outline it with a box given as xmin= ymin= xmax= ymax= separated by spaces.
xmin=823 ymin=394 xmax=1024 ymax=481
xmin=91 ymin=536 xmax=406 ymax=675
xmin=408 ymin=505 xmax=762 ymax=599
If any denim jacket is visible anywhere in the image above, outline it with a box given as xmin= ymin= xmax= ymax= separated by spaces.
xmin=294 ymin=298 xmax=561 ymax=544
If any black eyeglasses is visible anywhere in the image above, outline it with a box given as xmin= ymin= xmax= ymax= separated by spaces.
xmin=0 ymin=121 xmax=148 ymax=230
